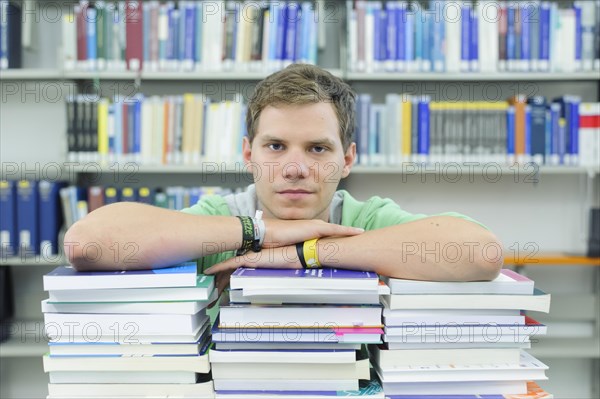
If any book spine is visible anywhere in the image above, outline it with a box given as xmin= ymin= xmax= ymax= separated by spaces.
xmin=418 ymin=96 xmax=430 ymax=163
xmin=0 ymin=180 xmax=17 ymax=256
xmin=125 ymin=0 xmax=143 ymax=71
xmin=498 ymin=2 xmax=507 ymax=71
xmin=574 ymin=2 xmax=583 ymax=70
xmin=16 ymin=180 xmax=39 ymax=255
xmin=539 ymin=2 xmax=550 ymax=71
xmin=521 ymin=3 xmax=530 ymax=72
xmin=460 ymin=4 xmax=470 ymax=72
xmin=86 ymin=7 xmax=97 ymax=71
xmin=469 ymin=8 xmax=478 ymax=72
xmin=507 ymin=106 xmax=515 ymax=164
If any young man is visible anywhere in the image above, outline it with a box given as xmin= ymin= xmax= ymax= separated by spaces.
xmin=65 ymin=64 xmax=503 ymax=293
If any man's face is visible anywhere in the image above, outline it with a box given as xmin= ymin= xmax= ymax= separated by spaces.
xmin=242 ymin=102 xmax=356 ymax=221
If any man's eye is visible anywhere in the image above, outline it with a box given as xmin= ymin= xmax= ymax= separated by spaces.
xmin=268 ymin=143 xmax=284 ymax=151
xmin=312 ymin=146 xmax=327 ymax=153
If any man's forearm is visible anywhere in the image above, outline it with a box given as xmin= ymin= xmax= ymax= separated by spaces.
xmin=64 ymin=202 xmax=242 ymax=271
xmin=317 ymin=216 xmax=503 ymax=281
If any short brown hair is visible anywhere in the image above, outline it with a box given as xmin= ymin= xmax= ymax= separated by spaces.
xmin=246 ymin=64 xmax=356 ymax=151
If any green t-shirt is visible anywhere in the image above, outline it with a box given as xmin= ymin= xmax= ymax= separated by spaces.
xmin=181 ymin=184 xmax=485 ymax=272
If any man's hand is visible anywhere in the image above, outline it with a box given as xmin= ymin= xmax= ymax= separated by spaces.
xmin=261 ymin=219 xmax=364 ymax=248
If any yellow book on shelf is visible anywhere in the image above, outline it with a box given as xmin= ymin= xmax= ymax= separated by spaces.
xmin=401 ymin=95 xmax=412 ymax=159
xmin=97 ymin=98 xmax=109 ymax=157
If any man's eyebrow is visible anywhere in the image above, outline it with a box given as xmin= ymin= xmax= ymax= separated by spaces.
xmin=259 ymin=135 xmax=286 ymax=143
xmin=307 ymin=138 xmax=337 ymax=147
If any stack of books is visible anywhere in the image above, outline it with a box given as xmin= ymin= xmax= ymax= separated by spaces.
xmin=372 ymin=269 xmax=553 ymax=397
xmin=210 ymin=267 xmax=386 ymax=398
xmin=41 ymin=262 xmax=216 ymax=398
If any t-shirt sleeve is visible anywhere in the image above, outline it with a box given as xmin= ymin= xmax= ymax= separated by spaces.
xmin=180 ymin=195 xmax=237 ymax=272
xmin=340 ymin=191 xmax=488 ymax=230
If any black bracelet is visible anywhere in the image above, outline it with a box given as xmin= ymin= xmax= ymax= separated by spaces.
xmin=296 ymin=242 xmax=308 ymax=269
xmin=236 ymin=216 xmax=255 ymax=256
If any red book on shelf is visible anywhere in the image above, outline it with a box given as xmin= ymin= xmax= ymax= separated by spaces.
xmin=125 ymin=1 xmax=143 ymax=71
xmin=75 ymin=3 xmax=87 ymax=65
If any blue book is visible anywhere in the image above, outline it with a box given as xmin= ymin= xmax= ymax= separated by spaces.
xmin=194 ymin=2 xmax=203 ymax=64
xmin=405 ymin=11 xmax=414 ymax=68
xmin=166 ymin=5 xmax=176 ymax=62
xmin=0 ymin=180 xmax=17 ymax=256
xmin=120 ymin=187 xmax=137 ymax=202
xmin=539 ymin=2 xmax=550 ymax=70
xmin=550 ymin=102 xmax=561 ymax=163
xmin=414 ymin=5 xmax=423 ymax=68
xmin=284 ymin=2 xmax=298 ymax=63
xmin=172 ymin=8 xmax=181 ymax=63
xmin=356 ymin=94 xmax=372 ymax=165
xmin=506 ymin=4 xmax=516 ymax=68
xmin=396 ymin=2 xmax=407 ymax=69
xmin=87 ymin=8 xmax=97 ymax=69
xmin=422 ymin=11 xmax=432 ymax=71
xmin=275 ymin=3 xmax=286 ymax=65
xmin=184 ymin=1 xmax=195 ymax=66
xmin=418 ymin=96 xmax=430 ymax=159
xmin=507 ymin=106 xmax=516 ymax=159
xmin=178 ymin=3 xmax=186 ymax=65
xmin=544 ymin=109 xmax=552 ymax=162
xmin=230 ymin=267 xmax=379 ymax=291
xmin=521 ymin=3 xmax=530 ymax=70
xmin=43 ymin=262 xmax=198 ymax=290
xmin=569 ymin=97 xmax=580 ymax=163
xmin=430 ymin=2 xmax=445 ymax=71
xmin=385 ymin=1 xmax=397 ymax=69
xmin=460 ymin=4 xmax=470 ymax=71
xmin=137 ymin=187 xmax=154 ymax=205
xmin=133 ymin=94 xmax=143 ymax=158
xmin=39 ymin=181 xmax=66 ymax=257
xmin=104 ymin=187 xmax=119 ymax=205
xmin=527 ymin=96 xmax=548 ymax=164
xmin=574 ymin=2 xmax=582 ymax=68
xmin=530 ymin=1 xmax=540 ymax=69
xmin=16 ymin=180 xmax=39 ymax=255
xmin=525 ymin=105 xmax=532 ymax=158
xmin=469 ymin=8 xmax=478 ymax=71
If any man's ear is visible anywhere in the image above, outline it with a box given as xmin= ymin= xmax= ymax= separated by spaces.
xmin=342 ymin=142 xmax=356 ymax=178
xmin=242 ymin=137 xmax=252 ymax=165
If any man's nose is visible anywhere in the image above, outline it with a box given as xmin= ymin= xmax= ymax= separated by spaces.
xmin=282 ymin=150 xmax=310 ymax=180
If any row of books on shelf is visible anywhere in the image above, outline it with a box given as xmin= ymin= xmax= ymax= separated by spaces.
xmin=0 ymin=180 xmax=230 ymax=256
xmin=7 ymin=0 xmax=600 ymax=76
xmin=40 ymin=263 xmax=553 ymax=398
xmin=61 ymin=0 xmax=319 ymax=73
xmin=348 ymin=0 xmax=600 ymax=74
xmin=65 ymin=93 xmax=600 ymax=167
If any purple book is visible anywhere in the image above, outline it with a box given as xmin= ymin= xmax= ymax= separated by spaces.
xmin=230 ymin=267 xmax=379 ymax=291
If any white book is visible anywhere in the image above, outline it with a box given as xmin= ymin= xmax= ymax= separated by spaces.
xmin=477 ymin=1 xmax=498 ymax=73
xmin=384 ymin=269 xmax=534 ymax=295
xmin=384 ymin=322 xmax=547 ymax=337
xmin=382 ymin=288 xmax=550 ymax=313
xmin=215 ymin=342 xmax=361 ymax=351
xmin=230 ymin=288 xmax=380 ymax=305
xmin=371 ymin=345 xmax=521 ymax=367
xmin=44 ymin=311 xmax=207 ymax=337
xmin=210 ymin=348 xmax=357 ymax=364
xmin=48 ymin=370 xmax=198 ymax=384
xmin=211 ymin=358 xmax=370 ymax=380
xmin=376 ymin=351 xmax=548 ymax=382
xmin=384 ymin=333 xmax=533 ymax=344
xmin=380 ymin=378 xmax=526 ymax=395
xmin=48 ymin=320 xmax=210 ymax=356
xmin=213 ymin=378 xmax=358 ymax=392
xmin=383 ymin=308 xmax=525 ymax=326
xmin=554 ymin=9 xmax=576 ymax=72
xmin=48 ymin=381 xmax=214 ymax=398
xmin=364 ymin=2 xmax=375 ymax=73
xmin=49 ymin=322 xmax=206 ymax=344
xmin=45 ymin=275 xmax=214 ymax=304
xmin=42 ymin=289 xmax=216 ymax=314
xmin=140 ymin=99 xmax=153 ymax=164
xmin=43 ymin=352 xmax=210 ymax=373
xmin=219 ymin=303 xmax=382 ymax=328
xmin=578 ymin=102 xmax=600 ymax=168
xmin=62 ymin=13 xmax=77 ymax=71
xmin=386 ymin=340 xmax=531 ymax=350
xmin=444 ymin=2 xmax=461 ymax=73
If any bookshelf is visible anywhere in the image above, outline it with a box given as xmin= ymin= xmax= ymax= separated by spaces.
xmin=1 ymin=1 xmax=599 ymax=398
